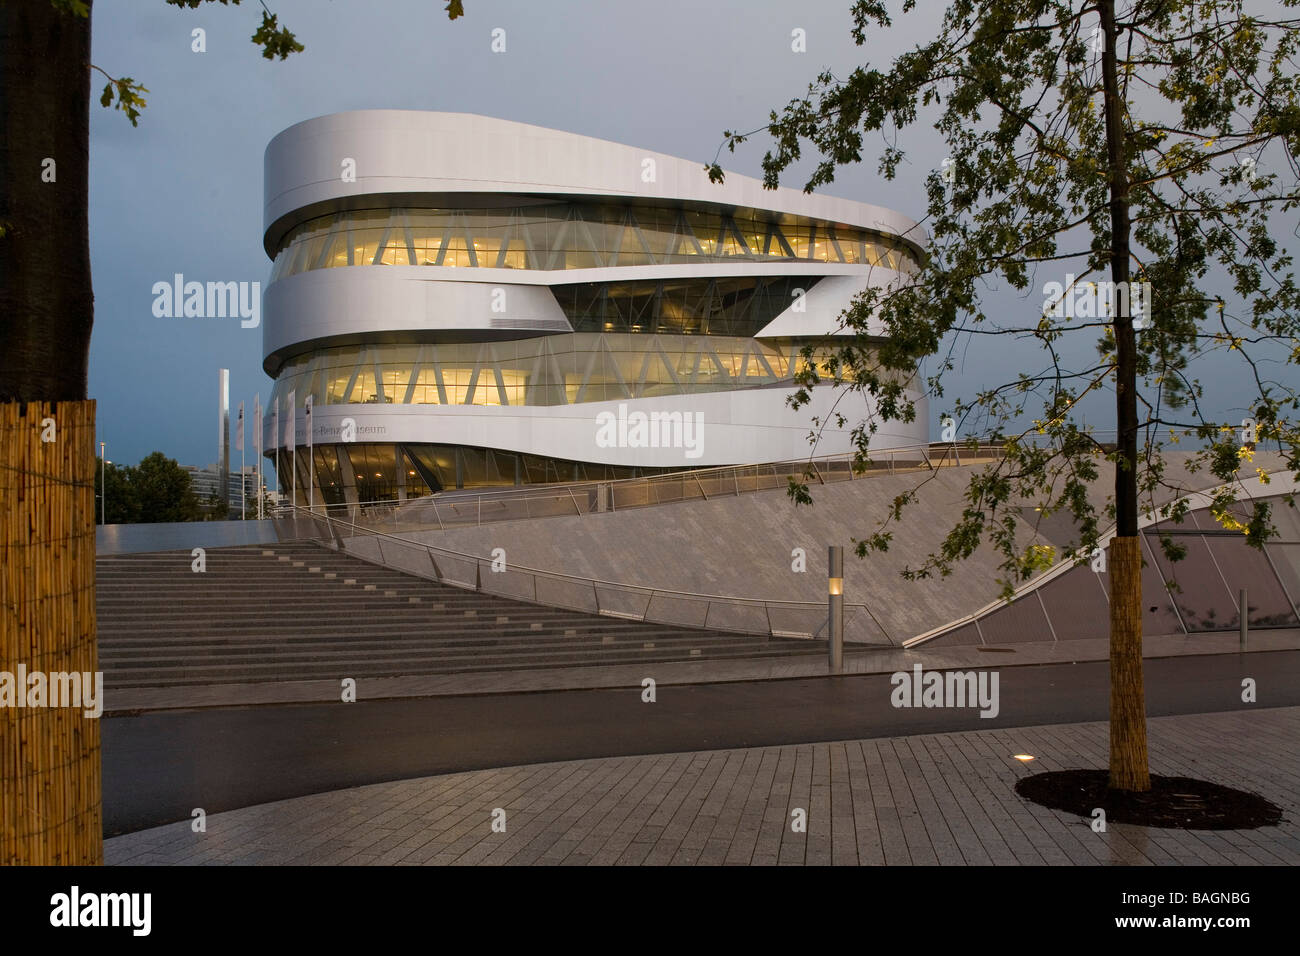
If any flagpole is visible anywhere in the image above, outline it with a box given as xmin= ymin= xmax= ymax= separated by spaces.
xmin=256 ymin=392 xmax=263 ymax=520
xmin=238 ymin=400 xmax=246 ymax=520
xmin=270 ymin=396 xmax=278 ymax=519
xmin=306 ymin=394 xmax=314 ymax=514
xmin=288 ymin=388 xmax=296 ymax=513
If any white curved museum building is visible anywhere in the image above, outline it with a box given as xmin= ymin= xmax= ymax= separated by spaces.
xmin=261 ymin=110 xmax=929 ymax=505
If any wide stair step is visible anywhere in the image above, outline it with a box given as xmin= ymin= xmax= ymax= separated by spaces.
xmin=95 ymin=541 xmax=823 ymax=688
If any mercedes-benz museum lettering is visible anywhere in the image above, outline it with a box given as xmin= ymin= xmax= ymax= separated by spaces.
xmin=261 ymin=111 xmax=929 ymax=505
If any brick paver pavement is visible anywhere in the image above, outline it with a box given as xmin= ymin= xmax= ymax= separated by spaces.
xmin=105 ymin=707 xmax=1300 ymax=866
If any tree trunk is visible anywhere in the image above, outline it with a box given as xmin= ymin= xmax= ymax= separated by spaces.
xmin=1107 ymin=536 xmax=1150 ymax=789
xmin=0 ymin=3 xmax=102 ymax=861
xmin=1 ymin=401 xmax=103 ymax=864
xmin=1 ymin=0 xmax=95 ymax=402
xmin=1100 ymin=0 xmax=1151 ymax=791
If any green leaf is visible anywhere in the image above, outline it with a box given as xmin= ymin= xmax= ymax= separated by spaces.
xmin=50 ymin=0 xmax=90 ymax=17
xmin=251 ymin=11 xmax=304 ymax=61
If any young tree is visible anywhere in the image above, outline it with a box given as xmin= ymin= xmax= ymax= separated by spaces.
xmin=711 ymin=0 xmax=1299 ymax=791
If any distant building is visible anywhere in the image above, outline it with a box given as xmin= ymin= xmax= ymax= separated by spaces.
xmin=183 ymin=464 xmax=263 ymax=515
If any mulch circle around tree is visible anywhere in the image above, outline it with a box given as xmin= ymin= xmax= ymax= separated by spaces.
xmin=1015 ymin=770 xmax=1284 ymax=830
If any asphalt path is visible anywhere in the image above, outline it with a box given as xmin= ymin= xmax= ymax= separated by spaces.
xmin=103 ymin=649 xmax=1300 ymax=835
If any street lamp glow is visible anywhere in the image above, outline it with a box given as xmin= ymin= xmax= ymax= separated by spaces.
xmin=827 ymin=546 xmax=844 ymax=674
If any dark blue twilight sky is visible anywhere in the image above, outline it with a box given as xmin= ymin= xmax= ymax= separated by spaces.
xmin=87 ymin=0 xmax=1283 ymax=480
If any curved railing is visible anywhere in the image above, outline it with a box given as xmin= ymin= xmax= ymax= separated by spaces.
xmin=282 ymin=504 xmax=900 ymax=645
xmin=286 ymin=439 xmax=1009 ymax=532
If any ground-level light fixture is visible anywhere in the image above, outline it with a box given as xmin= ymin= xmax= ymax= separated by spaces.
xmin=1013 ymin=754 xmax=1036 ymax=762
xmin=828 ymin=545 xmax=843 ymax=674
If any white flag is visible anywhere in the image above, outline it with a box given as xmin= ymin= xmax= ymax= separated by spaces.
xmin=304 ymin=394 xmax=313 ymax=451
xmin=285 ymin=389 xmax=296 ymax=451
xmin=236 ymin=401 xmax=244 ymax=452
xmin=270 ymin=398 xmax=278 ymax=460
xmin=254 ymin=394 xmax=262 ymax=453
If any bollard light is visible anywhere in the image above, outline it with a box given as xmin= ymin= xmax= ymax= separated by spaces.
xmin=828 ymin=545 xmax=844 ymax=674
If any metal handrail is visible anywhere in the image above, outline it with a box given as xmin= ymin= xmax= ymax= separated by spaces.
xmin=301 ymin=439 xmax=1009 ymax=529
xmin=280 ymin=503 xmax=897 ymax=645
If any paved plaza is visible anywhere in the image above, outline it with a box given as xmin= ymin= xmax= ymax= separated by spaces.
xmin=105 ymin=706 xmax=1300 ymax=866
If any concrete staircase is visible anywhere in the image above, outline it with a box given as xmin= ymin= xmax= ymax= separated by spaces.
xmin=96 ymin=542 xmax=823 ymax=688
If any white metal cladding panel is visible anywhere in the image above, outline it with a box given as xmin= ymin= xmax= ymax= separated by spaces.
xmin=263 ymin=111 xmax=926 ymax=253
xmin=264 ymin=386 xmax=930 ymax=469
xmin=753 ymin=272 xmax=903 ymax=339
xmin=262 ymin=270 xmax=573 ymax=367
xmin=263 ymin=265 xmax=900 ymax=369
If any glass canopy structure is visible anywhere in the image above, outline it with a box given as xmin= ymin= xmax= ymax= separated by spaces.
xmin=261 ymin=111 xmax=930 ymax=507
xmin=923 ymin=502 xmax=1300 ymax=643
xmin=270 ymin=203 xmax=919 ymax=281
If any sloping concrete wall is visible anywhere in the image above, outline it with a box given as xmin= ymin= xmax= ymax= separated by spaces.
xmin=364 ymin=466 xmax=1031 ymax=643
xmin=349 ymin=452 xmax=1286 ymax=643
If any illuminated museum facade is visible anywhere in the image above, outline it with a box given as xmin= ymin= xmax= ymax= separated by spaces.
xmin=261 ymin=110 xmax=929 ymax=505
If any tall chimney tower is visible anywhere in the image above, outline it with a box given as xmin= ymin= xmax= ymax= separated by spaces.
xmin=218 ymin=368 xmax=230 ymax=514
